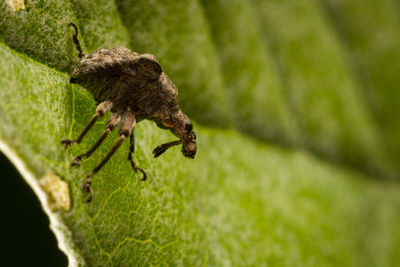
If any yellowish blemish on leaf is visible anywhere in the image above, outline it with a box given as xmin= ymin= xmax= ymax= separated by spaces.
xmin=5 ymin=0 xmax=25 ymax=11
xmin=39 ymin=172 xmax=70 ymax=212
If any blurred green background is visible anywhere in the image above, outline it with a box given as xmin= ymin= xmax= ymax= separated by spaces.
xmin=0 ymin=0 xmax=400 ymax=266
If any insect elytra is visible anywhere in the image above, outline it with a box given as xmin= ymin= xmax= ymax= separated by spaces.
xmin=62 ymin=23 xmax=197 ymax=202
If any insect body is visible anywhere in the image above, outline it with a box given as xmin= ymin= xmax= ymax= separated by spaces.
xmin=62 ymin=23 xmax=197 ymax=202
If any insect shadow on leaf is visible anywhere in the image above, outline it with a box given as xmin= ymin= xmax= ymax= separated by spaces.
xmin=62 ymin=23 xmax=197 ymax=202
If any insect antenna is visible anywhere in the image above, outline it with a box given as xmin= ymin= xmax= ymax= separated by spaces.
xmin=68 ymin=22 xmax=84 ymax=58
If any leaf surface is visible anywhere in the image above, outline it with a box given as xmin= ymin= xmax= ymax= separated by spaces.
xmin=1 ymin=0 xmax=400 ymax=266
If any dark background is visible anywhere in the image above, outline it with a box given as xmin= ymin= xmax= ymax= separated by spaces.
xmin=0 ymin=153 xmax=68 ymax=267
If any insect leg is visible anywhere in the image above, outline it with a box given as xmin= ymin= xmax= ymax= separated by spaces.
xmin=62 ymin=100 xmax=112 ymax=148
xmin=71 ymin=111 xmax=122 ymax=166
xmin=68 ymin=23 xmax=84 ymax=58
xmin=152 ymin=140 xmax=182 ymax=158
xmin=83 ymin=110 xmax=135 ymax=202
xmin=128 ymin=131 xmax=147 ymax=181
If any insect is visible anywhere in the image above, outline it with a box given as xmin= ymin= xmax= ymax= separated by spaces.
xmin=62 ymin=23 xmax=197 ymax=202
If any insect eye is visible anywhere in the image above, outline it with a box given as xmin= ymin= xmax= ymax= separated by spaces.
xmin=184 ymin=121 xmax=193 ymax=134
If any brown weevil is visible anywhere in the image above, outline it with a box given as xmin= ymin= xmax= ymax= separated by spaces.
xmin=62 ymin=23 xmax=197 ymax=202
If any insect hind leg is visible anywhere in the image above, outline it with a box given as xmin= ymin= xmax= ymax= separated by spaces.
xmin=68 ymin=22 xmax=84 ymax=58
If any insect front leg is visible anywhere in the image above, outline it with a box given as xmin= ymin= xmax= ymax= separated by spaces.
xmin=62 ymin=100 xmax=113 ymax=148
xmin=83 ymin=110 xmax=135 ymax=202
xmin=152 ymin=140 xmax=182 ymax=158
xmin=70 ymin=111 xmax=122 ymax=166
xmin=128 ymin=131 xmax=147 ymax=181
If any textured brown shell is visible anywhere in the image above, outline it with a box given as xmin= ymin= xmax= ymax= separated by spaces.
xmin=70 ymin=46 xmax=181 ymax=122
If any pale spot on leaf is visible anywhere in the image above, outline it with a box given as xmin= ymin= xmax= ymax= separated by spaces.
xmin=39 ymin=172 xmax=70 ymax=212
xmin=5 ymin=0 xmax=25 ymax=11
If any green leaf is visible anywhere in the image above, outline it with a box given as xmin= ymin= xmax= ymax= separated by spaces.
xmin=1 ymin=0 xmax=400 ymax=266
xmin=321 ymin=0 xmax=400 ymax=178
xmin=250 ymin=0 xmax=397 ymax=179
xmin=0 ymin=0 xmax=78 ymax=72
xmin=201 ymin=0 xmax=298 ymax=145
